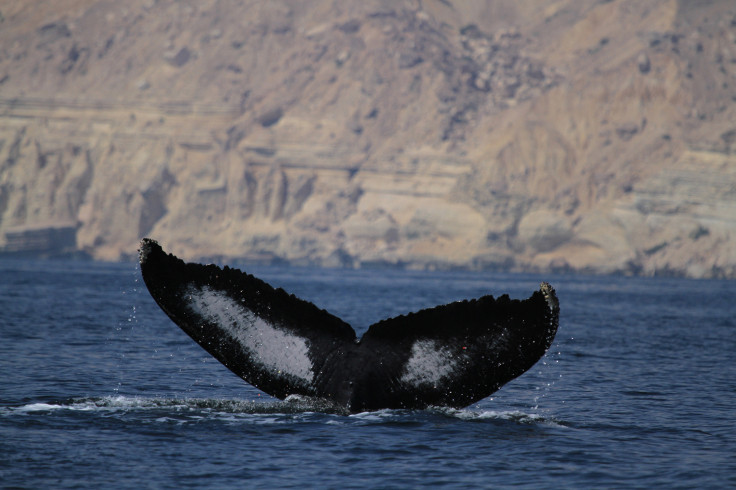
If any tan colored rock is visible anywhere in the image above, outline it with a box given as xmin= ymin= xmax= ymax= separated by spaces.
xmin=1 ymin=0 xmax=736 ymax=277
xmin=517 ymin=210 xmax=573 ymax=254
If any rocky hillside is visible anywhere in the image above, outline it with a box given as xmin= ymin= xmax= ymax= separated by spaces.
xmin=1 ymin=0 xmax=735 ymax=277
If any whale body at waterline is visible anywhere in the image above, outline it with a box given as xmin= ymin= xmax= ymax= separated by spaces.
xmin=138 ymin=238 xmax=559 ymax=413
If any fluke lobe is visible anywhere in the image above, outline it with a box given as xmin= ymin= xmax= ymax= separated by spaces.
xmin=139 ymin=238 xmax=559 ymax=413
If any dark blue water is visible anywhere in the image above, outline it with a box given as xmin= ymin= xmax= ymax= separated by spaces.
xmin=1 ymin=259 xmax=734 ymax=488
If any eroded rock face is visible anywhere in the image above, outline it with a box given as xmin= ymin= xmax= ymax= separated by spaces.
xmin=1 ymin=0 xmax=735 ymax=277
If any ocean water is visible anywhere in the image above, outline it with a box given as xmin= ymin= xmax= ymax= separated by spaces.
xmin=1 ymin=258 xmax=734 ymax=489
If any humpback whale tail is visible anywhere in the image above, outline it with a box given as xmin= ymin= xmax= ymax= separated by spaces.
xmin=139 ymin=238 xmax=559 ymax=413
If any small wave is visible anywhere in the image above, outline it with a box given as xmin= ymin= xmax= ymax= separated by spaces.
xmin=435 ymin=406 xmax=568 ymax=427
xmin=10 ymin=402 xmax=67 ymax=413
xmin=4 ymin=395 xmax=347 ymax=417
xmin=4 ymin=397 xmax=566 ymax=428
xmin=349 ymin=408 xmax=409 ymax=421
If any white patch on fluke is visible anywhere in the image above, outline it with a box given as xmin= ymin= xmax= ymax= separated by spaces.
xmin=186 ymin=285 xmax=314 ymax=383
xmin=401 ymin=339 xmax=459 ymax=388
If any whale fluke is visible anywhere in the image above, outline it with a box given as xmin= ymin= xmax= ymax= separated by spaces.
xmin=139 ymin=238 xmax=559 ymax=413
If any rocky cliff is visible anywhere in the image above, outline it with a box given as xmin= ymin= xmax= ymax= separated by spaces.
xmin=1 ymin=0 xmax=735 ymax=277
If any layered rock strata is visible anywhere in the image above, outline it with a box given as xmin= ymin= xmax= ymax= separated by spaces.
xmin=1 ymin=0 xmax=735 ymax=277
